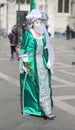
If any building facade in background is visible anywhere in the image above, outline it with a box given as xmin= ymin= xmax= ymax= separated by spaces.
xmin=54 ymin=0 xmax=75 ymax=33
xmin=0 ymin=0 xmax=75 ymax=37
xmin=0 ymin=0 xmax=30 ymax=37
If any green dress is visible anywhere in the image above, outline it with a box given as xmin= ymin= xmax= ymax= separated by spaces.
xmin=20 ymin=30 xmax=53 ymax=116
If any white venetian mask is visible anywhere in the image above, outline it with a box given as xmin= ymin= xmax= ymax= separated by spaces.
xmin=34 ymin=20 xmax=45 ymax=34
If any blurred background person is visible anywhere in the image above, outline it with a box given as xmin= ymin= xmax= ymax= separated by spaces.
xmin=66 ymin=25 xmax=71 ymax=40
xmin=8 ymin=25 xmax=19 ymax=60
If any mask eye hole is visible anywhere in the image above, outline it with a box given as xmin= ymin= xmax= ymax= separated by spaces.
xmin=34 ymin=20 xmax=42 ymax=25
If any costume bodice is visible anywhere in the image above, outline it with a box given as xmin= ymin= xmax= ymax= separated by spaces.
xmin=36 ymin=38 xmax=43 ymax=57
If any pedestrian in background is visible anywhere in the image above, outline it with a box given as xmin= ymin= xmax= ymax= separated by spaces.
xmin=66 ymin=25 xmax=71 ymax=40
xmin=22 ymin=22 xmax=28 ymax=35
xmin=20 ymin=9 xmax=56 ymax=120
xmin=8 ymin=25 xmax=19 ymax=60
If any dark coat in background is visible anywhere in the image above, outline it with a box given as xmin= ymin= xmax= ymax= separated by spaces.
xmin=8 ymin=25 xmax=18 ymax=46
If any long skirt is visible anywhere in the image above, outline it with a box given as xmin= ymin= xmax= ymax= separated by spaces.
xmin=20 ymin=51 xmax=53 ymax=116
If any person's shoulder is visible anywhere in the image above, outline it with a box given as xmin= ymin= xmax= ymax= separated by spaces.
xmin=8 ymin=32 xmax=12 ymax=36
xmin=8 ymin=32 xmax=13 ymax=38
xmin=24 ymin=29 xmax=33 ymax=37
xmin=25 ymin=29 xmax=31 ymax=34
xmin=42 ymin=33 xmax=46 ymax=38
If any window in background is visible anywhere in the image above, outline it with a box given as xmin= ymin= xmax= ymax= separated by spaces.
xmin=64 ymin=0 xmax=69 ymax=13
xmin=58 ymin=0 xmax=63 ymax=12
xmin=58 ymin=0 xmax=69 ymax=13
xmin=16 ymin=0 xmax=30 ymax=4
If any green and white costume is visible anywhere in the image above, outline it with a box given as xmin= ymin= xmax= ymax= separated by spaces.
xmin=20 ymin=30 xmax=53 ymax=116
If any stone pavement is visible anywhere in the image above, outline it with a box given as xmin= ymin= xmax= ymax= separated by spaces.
xmin=0 ymin=37 xmax=75 ymax=130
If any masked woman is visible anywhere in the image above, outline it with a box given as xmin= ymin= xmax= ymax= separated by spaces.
xmin=20 ymin=9 xmax=56 ymax=120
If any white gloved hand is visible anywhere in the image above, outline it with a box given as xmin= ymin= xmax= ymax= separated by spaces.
xmin=22 ymin=57 xmax=28 ymax=72
xmin=47 ymin=60 xmax=51 ymax=69
xmin=19 ymin=55 xmax=28 ymax=73
xmin=22 ymin=64 xmax=27 ymax=72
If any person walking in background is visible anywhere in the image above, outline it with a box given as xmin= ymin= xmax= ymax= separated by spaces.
xmin=66 ymin=25 xmax=71 ymax=40
xmin=8 ymin=25 xmax=19 ymax=60
xmin=19 ymin=9 xmax=56 ymax=120
xmin=22 ymin=22 xmax=28 ymax=35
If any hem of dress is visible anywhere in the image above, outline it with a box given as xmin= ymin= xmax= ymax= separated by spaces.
xmin=23 ymin=107 xmax=45 ymax=116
